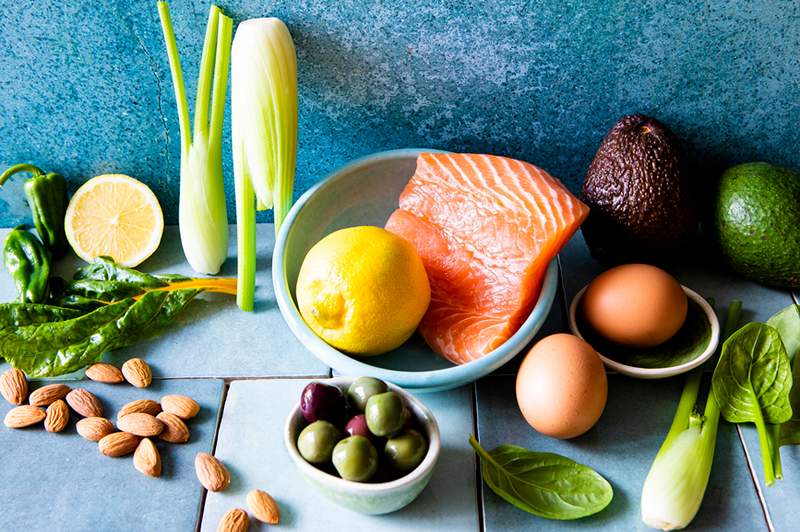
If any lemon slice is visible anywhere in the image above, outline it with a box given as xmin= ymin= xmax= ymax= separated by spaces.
xmin=65 ymin=174 xmax=164 ymax=267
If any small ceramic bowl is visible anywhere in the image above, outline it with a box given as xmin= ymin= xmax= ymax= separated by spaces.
xmin=568 ymin=284 xmax=720 ymax=378
xmin=284 ymin=377 xmax=441 ymax=515
xmin=273 ymin=149 xmax=558 ymax=392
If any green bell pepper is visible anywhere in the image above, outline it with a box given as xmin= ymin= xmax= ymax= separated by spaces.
xmin=0 ymin=163 xmax=69 ymax=257
xmin=3 ymin=226 xmax=50 ymax=304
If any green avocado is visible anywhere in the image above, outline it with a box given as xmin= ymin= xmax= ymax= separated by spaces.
xmin=581 ymin=114 xmax=698 ymax=264
xmin=714 ymin=162 xmax=800 ymax=288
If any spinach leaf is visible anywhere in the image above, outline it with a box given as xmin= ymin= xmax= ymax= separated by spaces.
xmin=712 ymin=323 xmax=793 ymax=424
xmin=768 ymin=305 xmax=800 ymax=445
xmin=468 ymin=435 xmax=613 ymax=520
xmin=767 ymin=305 xmax=800 ymax=360
xmin=711 ymin=322 xmax=793 ymax=484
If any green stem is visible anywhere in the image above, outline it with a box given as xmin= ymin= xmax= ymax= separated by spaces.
xmin=722 ymin=300 xmax=743 ymax=341
xmin=208 ymin=13 xmax=232 ymax=154
xmin=235 ymin=164 xmax=256 ymax=311
xmin=468 ymin=434 xmax=500 ymax=469
xmin=769 ymin=424 xmax=783 ymax=480
xmin=0 ymin=163 xmax=45 ymax=186
xmin=193 ymin=6 xmax=220 ymax=140
xmin=663 ymin=369 xmax=703 ymax=448
xmin=753 ymin=405 xmax=776 ymax=485
xmin=157 ymin=1 xmax=191 ymax=157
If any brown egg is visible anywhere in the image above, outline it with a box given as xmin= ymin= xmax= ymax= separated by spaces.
xmin=515 ymin=334 xmax=607 ymax=439
xmin=581 ymin=263 xmax=688 ymax=348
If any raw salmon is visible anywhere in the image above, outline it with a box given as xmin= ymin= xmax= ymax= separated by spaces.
xmin=385 ymin=153 xmax=589 ymax=364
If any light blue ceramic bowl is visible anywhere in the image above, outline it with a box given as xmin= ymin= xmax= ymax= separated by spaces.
xmin=273 ymin=149 xmax=558 ymax=392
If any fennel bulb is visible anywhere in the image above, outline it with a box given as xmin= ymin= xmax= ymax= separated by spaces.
xmin=158 ymin=2 xmax=231 ymax=275
xmin=231 ymin=18 xmax=298 ymax=310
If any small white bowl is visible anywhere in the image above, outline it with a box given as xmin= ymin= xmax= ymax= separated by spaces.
xmin=284 ymin=377 xmax=441 ymax=515
xmin=568 ymin=285 xmax=720 ymax=379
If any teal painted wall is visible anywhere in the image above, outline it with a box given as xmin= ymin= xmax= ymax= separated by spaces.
xmin=1 ymin=0 xmax=798 ymax=224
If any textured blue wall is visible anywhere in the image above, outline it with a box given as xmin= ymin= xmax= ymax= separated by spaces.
xmin=1 ymin=0 xmax=799 ymax=225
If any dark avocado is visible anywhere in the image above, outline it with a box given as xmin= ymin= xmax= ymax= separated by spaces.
xmin=581 ymin=114 xmax=698 ymax=264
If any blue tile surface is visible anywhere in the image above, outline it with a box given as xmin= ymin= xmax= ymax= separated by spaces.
xmin=0 ymin=225 xmax=330 ymax=379
xmin=2 ymin=1 xmax=800 ymax=226
xmin=476 ymin=374 xmax=767 ymax=531
xmin=0 ymin=378 xmax=224 ymax=531
xmin=201 ymin=379 xmax=478 ymax=531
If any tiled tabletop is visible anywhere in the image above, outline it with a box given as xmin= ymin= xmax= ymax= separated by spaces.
xmin=0 ymin=225 xmax=796 ymax=531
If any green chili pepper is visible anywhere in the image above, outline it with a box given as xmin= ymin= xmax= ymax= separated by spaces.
xmin=0 ymin=163 xmax=69 ymax=257
xmin=3 ymin=226 xmax=50 ymax=304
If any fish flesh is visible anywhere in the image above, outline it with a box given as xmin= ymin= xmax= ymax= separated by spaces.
xmin=385 ymin=152 xmax=589 ymax=364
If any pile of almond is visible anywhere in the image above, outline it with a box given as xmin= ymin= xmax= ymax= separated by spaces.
xmin=1 ymin=361 xmax=281 ymax=530
xmin=0 ymin=359 xmax=198 ymax=478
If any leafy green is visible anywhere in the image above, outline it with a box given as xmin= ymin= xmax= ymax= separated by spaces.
xmin=577 ymin=298 xmax=712 ymax=368
xmin=711 ymin=322 xmax=793 ymax=485
xmin=766 ymin=305 xmax=800 ymax=446
xmin=468 ymin=435 xmax=613 ymax=520
xmin=0 ymin=257 xmax=235 ymax=377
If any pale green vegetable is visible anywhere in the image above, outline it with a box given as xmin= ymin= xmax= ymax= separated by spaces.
xmin=231 ymin=18 xmax=298 ymax=310
xmin=641 ymin=301 xmax=741 ymax=531
xmin=157 ymin=2 xmax=231 ymax=275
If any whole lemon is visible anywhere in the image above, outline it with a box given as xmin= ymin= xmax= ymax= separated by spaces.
xmin=296 ymin=226 xmax=430 ymax=356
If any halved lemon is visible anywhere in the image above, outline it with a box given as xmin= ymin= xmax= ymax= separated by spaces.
xmin=65 ymin=174 xmax=164 ymax=267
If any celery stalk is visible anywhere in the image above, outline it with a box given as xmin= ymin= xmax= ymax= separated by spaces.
xmin=157 ymin=2 xmax=231 ymax=275
xmin=231 ymin=18 xmax=298 ymax=310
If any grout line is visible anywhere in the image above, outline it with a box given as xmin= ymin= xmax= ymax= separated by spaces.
xmin=470 ymin=381 xmax=485 ymax=532
xmin=152 ymin=374 xmax=331 ymax=383
xmin=195 ymin=379 xmax=231 ymax=532
xmin=736 ymin=425 xmax=774 ymax=531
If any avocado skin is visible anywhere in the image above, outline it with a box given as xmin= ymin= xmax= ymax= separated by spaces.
xmin=581 ymin=114 xmax=698 ymax=264
xmin=714 ymin=162 xmax=800 ymax=288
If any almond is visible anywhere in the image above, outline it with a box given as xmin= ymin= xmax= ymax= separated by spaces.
xmin=217 ymin=508 xmax=248 ymax=532
xmin=157 ymin=411 xmax=190 ymax=443
xmin=85 ymin=363 xmax=124 ymax=384
xmin=66 ymin=388 xmax=103 ymax=417
xmin=76 ymin=417 xmax=115 ymax=441
xmin=44 ymin=399 xmax=70 ymax=433
xmin=98 ymin=431 xmax=141 ymax=457
xmin=161 ymin=394 xmax=200 ymax=420
xmin=4 ymin=405 xmax=45 ymax=428
xmin=133 ymin=438 xmax=161 ymax=477
xmin=117 ymin=399 xmax=161 ymax=419
xmin=195 ymin=452 xmax=230 ymax=492
xmin=0 ymin=368 xmax=28 ymax=405
xmin=247 ymin=489 xmax=280 ymax=524
xmin=122 ymin=358 xmax=152 ymax=388
xmin=118 ymin=412 xmax=163 ymax=437
xmin=29 ymin=383 xmax=71 ymax=407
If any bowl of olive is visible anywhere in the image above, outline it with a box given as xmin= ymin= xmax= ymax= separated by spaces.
xmin=284 ymin=376 xmax=441 ymax=515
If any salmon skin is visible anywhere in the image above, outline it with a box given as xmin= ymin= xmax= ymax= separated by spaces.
xmin=385 ymin=153 xmax=589 ymax=364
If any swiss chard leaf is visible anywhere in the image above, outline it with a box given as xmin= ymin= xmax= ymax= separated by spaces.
xmin=0 ymin=289 xmax=203 ymax=377
xmin=0 ymin=303 xmax=81 ymax=329
xmin=767 ymin=305 xmax=800 ymax=445
xmin=469 ymin=435 xmax=613 ymax=520
xmin=72 ymin=256 xmax=181 ymax=286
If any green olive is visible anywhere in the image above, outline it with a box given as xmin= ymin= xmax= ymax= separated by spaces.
xmin=347 ymin=377 xmax=388 ymax=412
xmin=332 ymin=435 xmax=378 ymax=481
xmin=385 ymin=429 xmax=427 ymax=472
xmin=297 ymin=420 xmax=341 ymax=464
xmin=365 ymin=391 xmax=405 ymax=437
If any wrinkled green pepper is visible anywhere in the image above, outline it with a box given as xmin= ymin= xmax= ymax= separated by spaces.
xmin=3 ymin=226 xmax=50 ymax=303
xmin=0 ymin=163 xmax=68 ymax=257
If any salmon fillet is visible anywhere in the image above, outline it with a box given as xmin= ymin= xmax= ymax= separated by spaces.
xmin=385 ymin=153 xmax=589 ymax=364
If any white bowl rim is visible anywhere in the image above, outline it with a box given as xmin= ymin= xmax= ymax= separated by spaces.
xmin=272 ymin=148 xmax=559 ymax=390
xmin=567 ymin=284 xmax=721 ymax=378
xmin=283 ymin=376 xmax=441 ymax=492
